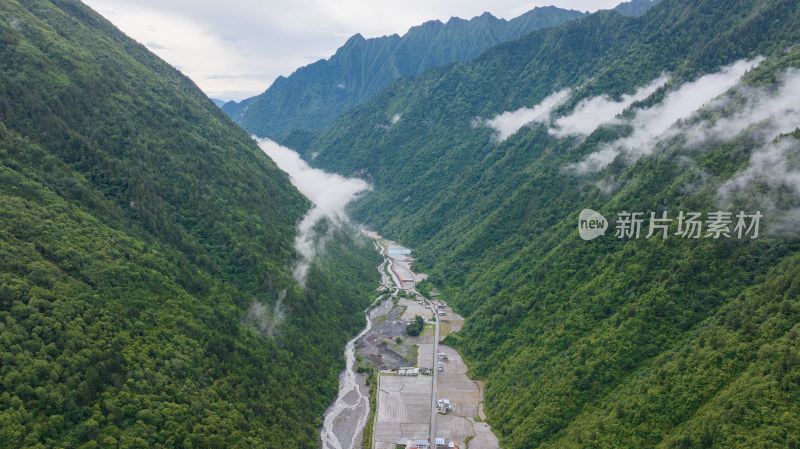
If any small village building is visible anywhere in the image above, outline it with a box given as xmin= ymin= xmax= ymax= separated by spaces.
xmin=401 ymin=439 xmax=430 ymax=449
xmin=436 ymin=398 xmax=452 ymax=414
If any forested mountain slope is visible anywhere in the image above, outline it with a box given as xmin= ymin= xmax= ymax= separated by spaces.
xmin=0 ymin=0 xmax=378 ymax=447
xmin=221 ymin=6 xmax=587 ymax=139
xmin=302 ymin=0 xmax=800 ymax=447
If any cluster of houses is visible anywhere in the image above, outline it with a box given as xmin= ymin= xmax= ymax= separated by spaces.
xmin=397 ymin=439 xmax=431 ymax=449
xmin=435 ymin=438 xmax=460 ymax=448
xmin=387 ymin=367 xmax=434 ymax=376
xmin=396 ymin=438 xmax=460 ymax=449
xmin=436 ymin=397 xmax=452 ymax=414
xmin=397 ymin=367 xmax=420 ymax=376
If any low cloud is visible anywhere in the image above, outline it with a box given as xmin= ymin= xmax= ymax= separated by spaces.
xmin=565 ymin=146 xmax=623 ymax=176
xmin=477 ymin=75 xmax=668 ymax=144
xmin=710 ymin=70 xmax=800 ymax=228
xmin=258 ymin=138 xmax=370 ymax=287
xmin=478 ymin=89 xmax=570 ymax=142
xmin=379 ymin=113 xmax=402 ymax=129
xmin=558 ymin=60 xmax=799 ymax=234
xmin=683 ymin=68 xmax=800 ymax=147
xmin=719 ymin=138 xmax=800 ymax=201
xmin=717 ymin=137 xmax=800 ymax=234
xmin=549 ymin=75 xmax=669 ymax=137
xmin=244 ymin=290 xmax=287 ymax=338
xmin=565 ymin=57 xmax=764 ymax=174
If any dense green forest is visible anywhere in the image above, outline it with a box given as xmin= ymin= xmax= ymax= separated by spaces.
xmin=0 ymin=0 xmax=379 ymax=447
xmin=222 ymin=6 xmax=588 ymax=139
xmin=301 ymin=0 xmax=800 ymax=447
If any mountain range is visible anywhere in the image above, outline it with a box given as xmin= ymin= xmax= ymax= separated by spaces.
xmin=221 ymin=6 xmax=590 ymax=139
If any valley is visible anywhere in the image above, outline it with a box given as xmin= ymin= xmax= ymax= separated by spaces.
xmin=1 ymin=0 xmax=799 ymax=448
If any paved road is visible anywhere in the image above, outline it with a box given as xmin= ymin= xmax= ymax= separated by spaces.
xmin=429 ymin=297 xmax=440 ymax=445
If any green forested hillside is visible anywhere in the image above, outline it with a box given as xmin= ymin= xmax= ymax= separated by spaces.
xmin=221 ymin=6 xmax=587 ymax=139
xmin=302 ymin=0 xmax=800 ymax=447
xmin=0 ymin=0 xmax=379 ymax=447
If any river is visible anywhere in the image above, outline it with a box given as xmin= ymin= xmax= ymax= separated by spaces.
xmin=320 ymin=240 xmax=396 ymax=449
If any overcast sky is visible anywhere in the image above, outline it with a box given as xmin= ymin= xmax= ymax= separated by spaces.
xmin=81 ymin=0 xmax=623 ymax=101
